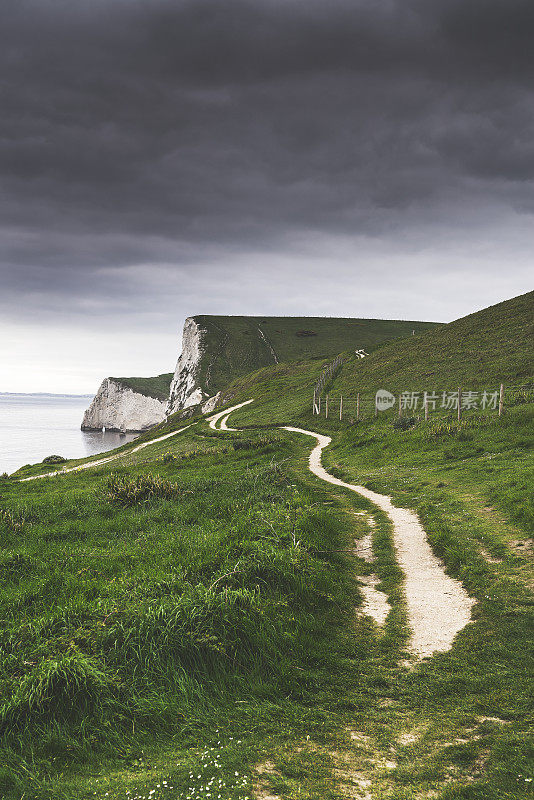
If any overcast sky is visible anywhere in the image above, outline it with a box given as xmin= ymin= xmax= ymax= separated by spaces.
xmin=1 ymin=0 xmax=533 ymax=393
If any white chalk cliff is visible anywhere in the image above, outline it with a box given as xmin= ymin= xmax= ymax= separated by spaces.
xmin=82 ymin=378 xmax=167 ymax=432
xmin=166 ymin=317 xmax=218 ymax=415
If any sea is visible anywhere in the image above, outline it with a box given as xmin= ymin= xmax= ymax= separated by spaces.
xmin=0 ymin=393 xmax=139 ymax=475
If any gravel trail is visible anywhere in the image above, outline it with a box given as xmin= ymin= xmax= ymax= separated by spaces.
xmin=209 ymin=402 xmax=474 ymax=658
xmin=18 ymin=424 xmax=195 ymax=481
xmin=283 ymin=426 xmax=474 ymax=658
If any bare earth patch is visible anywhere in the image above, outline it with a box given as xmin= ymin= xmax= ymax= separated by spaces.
xmin=358 ymin=575 xmax=391 ymax=626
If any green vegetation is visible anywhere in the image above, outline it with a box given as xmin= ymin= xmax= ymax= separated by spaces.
xmin=0 ymin=291 xmax=532 ymax=799
xmin=0 ymin=428 xmax=356 ymax=799
xmin=112 ymin=373 xmax=174 ymax=401
xmin=193 ymin=314 xmax=437 ymax=396
xmin=332 ymin=289 xmax=534 ymax=395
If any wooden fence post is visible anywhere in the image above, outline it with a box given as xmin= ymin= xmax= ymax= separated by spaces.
xmin=424 ymin=394 xmax=429 ymax=421
xmin=499 ymin=383 xmax=504 ymax=416
xmin=318 ymin=396 xmax=321 ymax=415
xmin=325 ymin=395 xmax=329 ymax=418
xmin=398 ymin=394 xmax=402 ymax=418
xmin=458 ymin=388 xmax=462 ymax=421
xmin=356 ymin=393 xmax=360 ymax=421
xmin=339 ymin=395 xmax=343 ymax=421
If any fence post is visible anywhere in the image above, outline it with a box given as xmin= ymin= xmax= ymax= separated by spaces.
xmin=340 ymin=395 xmax=343 ymax=421
xmin=326 ymin=395 xmax=329 ymax=418
xmin=458 ymin=388 xmax=462 ymax=421
xmin=499 ymin=383 xmax=504 ymax=416
xmin=318 ymin=396 xmax=321 ymax=415
xmin=398 ymin=394 xmax=402 ymax=418
xmin=356 ymin=393 xmax=360 ymax=421
xmin=424 ymin=394 xmax=429 ymax=421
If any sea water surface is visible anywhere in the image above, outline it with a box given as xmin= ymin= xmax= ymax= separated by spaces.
xmin=0 ymin=393 xmax=138 ymax=475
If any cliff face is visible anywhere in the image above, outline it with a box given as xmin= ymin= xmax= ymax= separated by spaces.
xmin=166 ymin=314 xmax=440 ymax=417
xmin=81 ymin=378 xmax=167 ymax=432
xmin=84 ymin=315 xmax=440 ymax=429
xmin=166 ymin=317 xmax=212 ymax=415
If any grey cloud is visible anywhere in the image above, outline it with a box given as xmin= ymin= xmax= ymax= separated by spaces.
xmin=0 ymin=0 xmax=533 ymax=322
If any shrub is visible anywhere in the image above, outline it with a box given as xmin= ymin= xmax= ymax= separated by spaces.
xmin=427 ymin=419 xmax=467 ymax=437
xmin=104 ymin=473 xmax=186 ymax=507
xmin=161 ymin=452 xmax=177 ymax=464
xmin=393 ymin=417 xmax=416 ymax=431
xmin=232 ymin=437 xmax=278 ymax=451
xmin=42 ymin=455 xmax=66 ymax=464
xmin=295 ymin=329 xmax=317 ymax=337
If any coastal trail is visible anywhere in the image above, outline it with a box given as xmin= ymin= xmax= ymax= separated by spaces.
xmin=210 ymin=401 xmax=475 ymax=659
xmin=18 ymin=396 xmax=475 ymax=658
xmin=17 ymin=423 xmax=196 ymax=481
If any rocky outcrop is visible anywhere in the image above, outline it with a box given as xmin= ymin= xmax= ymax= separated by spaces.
xmin=166 ymin=317 xmax=213 ymax=415
xmin=81 ymin=378 xmax=167 ymax=432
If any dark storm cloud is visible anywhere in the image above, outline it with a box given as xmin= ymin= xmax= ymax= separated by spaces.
xmin=1 ymin=0 xmax=533 ymax=316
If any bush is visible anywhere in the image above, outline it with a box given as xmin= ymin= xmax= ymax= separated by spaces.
xmin=393 ymin=417 xmax=416 ymax=431
xmin=232 ymin=436 xmax=278 ymax=451
xmin=42 ymin=455 xmax=66 ymax=464
xmin=161 ymin=452 xmax=176 ymax=464
xmin=104 ymin=473 xmax=187 ymax=506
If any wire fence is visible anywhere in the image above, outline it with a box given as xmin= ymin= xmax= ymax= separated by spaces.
xmin=312 ymin=355 xmax=343 ymax=410
xmin=312 ymin=383 xmax=534 ymax=422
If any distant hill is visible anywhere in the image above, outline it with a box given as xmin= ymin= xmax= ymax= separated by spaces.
xmin=216 ymin=291 xmax=534 ymax=422
xmin=334 ymin=290 xmax=534 ymax=395
xmin=166 ymin=314 xmax=438 ymax=413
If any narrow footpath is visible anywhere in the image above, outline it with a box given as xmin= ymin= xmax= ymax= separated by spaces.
xmin=210 ymin=401 xmax=474 ymax=659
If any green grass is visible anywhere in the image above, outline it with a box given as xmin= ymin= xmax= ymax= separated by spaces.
xmin=218 ymin=291 xmax=533 ymax=427
xmin=0 ymin=427 xmax=358 ymax=799
xmin=111 ymin=373 xmax=173 ymax=401
xmin=332 ymin=289 xmax=534 ymax=395
xmin=191 ymin=314 xmax=438 ymax=396
xmin=0 ymin=292 xmax=532 ymax=799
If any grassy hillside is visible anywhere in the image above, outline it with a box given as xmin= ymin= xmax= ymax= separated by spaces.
xmin=334 ymin=290 xmax=534 ymax=395
xmin=0 ymin=292 xmax=532 ymax=799
xmin=219 ymin=291 xmax=534 ymax=424
xmin=193 ymin=314 xmax=437 ymax=396
xmin=112 ymin=373 xmax=173 ymax=401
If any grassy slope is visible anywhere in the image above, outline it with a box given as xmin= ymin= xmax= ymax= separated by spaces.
xmin=219 ymin=292 xmax=534 ymax=798
xmin=0 ymin=426 xmax=358 ymax=800
xmin=219 ymin=290 xmax=534 ymax=423
xmin=111 ymin=373 xmax=173 ymax=401
xmin=333 ymin=289 xmax=534 ymax=394
xmin=193 ymin=314 xmax=437 ymax=395
xmin=0 ymin=292 xmax=532 ymax=800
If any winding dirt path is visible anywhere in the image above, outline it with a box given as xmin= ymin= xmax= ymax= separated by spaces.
xmin=208 ymin=400 xmax=254 ymax=431
xmin=18 ymin=424 xmax=196 ymax=482
xmin=210 ymin=403 xmax=474 ymax=659
xmin=20 ymin=397 xmax=474 ymax=657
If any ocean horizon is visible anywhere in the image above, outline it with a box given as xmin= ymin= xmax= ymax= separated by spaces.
xmin=0 ymin=392 xmax=138 ymax=474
